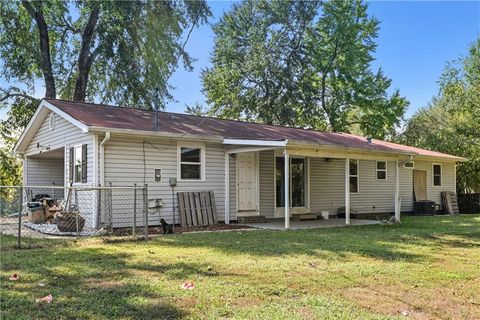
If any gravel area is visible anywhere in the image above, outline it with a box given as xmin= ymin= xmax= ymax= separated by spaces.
xmin=24 ymin=222 xmax=106 ymax=237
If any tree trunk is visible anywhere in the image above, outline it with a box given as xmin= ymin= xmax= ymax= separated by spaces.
xmin=73 ymin=4 xmax=100 ymax=101
xmin=22 ymin=1 xmax=56 ymax=98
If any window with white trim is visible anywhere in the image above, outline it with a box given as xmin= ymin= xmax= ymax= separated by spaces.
xmin=349 ymin=159 xmax=359 ymax=193
xmin=433 ymin=164 xmax=442 ymax=186
xmin=178 ymin=146 xmax=204 ymax=180
xmin=376 ymin=161 xmax=387 ymax=180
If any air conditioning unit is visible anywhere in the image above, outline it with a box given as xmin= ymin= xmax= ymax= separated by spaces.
xmin=404 ymin=161 xmax=415 ymax=169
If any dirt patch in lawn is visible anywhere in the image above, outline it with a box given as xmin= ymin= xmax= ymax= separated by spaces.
xmin=342 ymin=284 xmax=479 ymax=320
xmin=231 ymin=297 xmax=262 ymax=308
xmin=295 ymin=306 xmax=317 ymax=320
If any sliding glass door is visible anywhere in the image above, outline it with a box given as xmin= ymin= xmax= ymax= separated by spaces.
xmin=275 ymin=157 xmax=307 ymax=208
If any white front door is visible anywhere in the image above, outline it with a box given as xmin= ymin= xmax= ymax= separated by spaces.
xmin=237 ymin=152 xmax=258 ymax=212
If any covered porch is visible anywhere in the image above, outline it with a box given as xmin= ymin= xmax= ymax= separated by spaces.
xmin=223 ymin=139 xmax=407 ymax=229
xmin=23 ymin=146 xmax=65 ymax=200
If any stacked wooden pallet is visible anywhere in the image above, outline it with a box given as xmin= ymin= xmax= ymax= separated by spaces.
xmin=441 ymin=191 xmax=460 ymax=215
xmin=177 ymin=191 xmax=217 ymax=227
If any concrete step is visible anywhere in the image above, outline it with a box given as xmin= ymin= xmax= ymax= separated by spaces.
xmin=237 ymin=215 xmax=266 ymax=224
xmin=293 ymin=214 xmax=318 ymax=221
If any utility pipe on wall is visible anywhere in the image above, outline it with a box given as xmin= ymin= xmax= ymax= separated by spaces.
xmin=99 ymin=132 xmax=111 ymax=186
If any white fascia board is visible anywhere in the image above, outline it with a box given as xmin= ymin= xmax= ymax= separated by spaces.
xmin=42 ymin=100 xmax=89 ymax=133
xmin=223 ymin=139 xmax=288 ymax=147
xmin=286 ymin=139 xmax=415 ymax=157
xmin=413 ymin=155 xmax=467 ymax=162
xmin=13 ymin=103 xmax=47 ymax=154
xmin=88 ymin=126 xmax=224 ymax=143
xmin=226 ymin=146 xmax=283 ymax=154
xmin=13 ymin=100 xmax=90 ymax=154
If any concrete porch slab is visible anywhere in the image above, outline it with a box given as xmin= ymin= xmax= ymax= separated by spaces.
xmin=244 ymin=218 xmax=382 ymax=230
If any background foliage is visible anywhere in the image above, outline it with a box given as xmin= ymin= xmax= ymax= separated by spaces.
xmin=400 ymin=39 xmax=480 ymax=193
xmin=202 ymin=0 xmax=408 ymax=139
xmin=0 ymin=0 xmax=210 ymax=186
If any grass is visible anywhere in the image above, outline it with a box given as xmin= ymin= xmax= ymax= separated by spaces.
xmin=1 ymin=215 xmax=479 ymax=320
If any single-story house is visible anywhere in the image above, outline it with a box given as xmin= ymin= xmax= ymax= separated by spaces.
xmin=13 ymin=99 xmax=465 ymax=229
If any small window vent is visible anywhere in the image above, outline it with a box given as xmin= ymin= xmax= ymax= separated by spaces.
xmin=48 ymin=113 xmax=56 ymax=130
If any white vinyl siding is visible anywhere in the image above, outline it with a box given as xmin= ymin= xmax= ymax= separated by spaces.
xmin=24 ymin=111 xmax=95 ymax=185
xmin=310 ymin=159 xmax=396 ymax=215
xmin=259 ymin=150 xmax=275 ymax=217
xmin=310 ymin=158 xmax=346 ymax=215
xmin=24 ymin=157 xmax=64 ymax=187
xmin=415 ymin=161 xmax=455 ymax=205
xmin=399 ymin=166 xmax=414 ymax=212
xmin=103 ymin=136 xmax=226 ymax=227
xmin=23 ymin=110 xmax=96 ymax=227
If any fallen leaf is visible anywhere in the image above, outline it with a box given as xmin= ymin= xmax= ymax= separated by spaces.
xmin=36 ymin=294 xmax=53 ymax=303
xmin=9 ymin=273 xmax=19 ymax=281
xmin=181 ymin=282 xmax=195 ymax=290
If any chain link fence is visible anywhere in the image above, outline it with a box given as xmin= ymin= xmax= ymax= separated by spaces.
xmin=0 ymin=184 xmax=150 ymax=248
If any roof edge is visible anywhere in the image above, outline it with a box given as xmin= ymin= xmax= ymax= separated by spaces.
xmin=13 ymin=99 xmax=90 ymax=154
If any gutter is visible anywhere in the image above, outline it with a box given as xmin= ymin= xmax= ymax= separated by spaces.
xmin=99 ymin=132 xmax=111 ymax=186
xmin=88 ymin=126 xmax=224 ymax=143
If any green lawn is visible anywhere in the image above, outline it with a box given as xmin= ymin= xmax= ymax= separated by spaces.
xmin=1 ymin=215 xmax=479 ymax=320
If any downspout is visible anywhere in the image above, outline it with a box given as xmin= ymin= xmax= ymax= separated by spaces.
xmin=99 ymin=132 xmax=111 ymax=186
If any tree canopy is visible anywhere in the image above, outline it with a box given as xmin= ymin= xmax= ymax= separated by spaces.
xmin=202 ymin=0 xmax=408 ymax=138
xmin=400 ymin=38 xmax=480 ymax=193
xmin=0 ymin=0 xmax=211 ymax=186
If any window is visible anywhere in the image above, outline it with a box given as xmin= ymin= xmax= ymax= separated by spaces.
xmin=178 ymin=146 xmax=203 ymax=180
xmin=74 ymin=146 xmax=82 ymax=182
xmin=433 ymin=164 xmax=442 ymax=186
xmin=275 ymin=157 xmax=307 ymax=208
xmin=275 ymin=157 xmax=285 ymax=207
xmin=376 ymin=161 xmax=387 ymax=180
xmin=70 ymin=144 xmax=87 ymax=183
xmin=291 ymin=158 xmax=306 ymax=207
xmin=349 ymin=159 xmax=359 ymax=193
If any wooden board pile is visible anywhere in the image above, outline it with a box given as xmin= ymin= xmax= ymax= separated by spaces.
xmin=177 ymin=191 xmax=218 ymax=227
xmin=441 ymin=191 xmax=460 ymax=215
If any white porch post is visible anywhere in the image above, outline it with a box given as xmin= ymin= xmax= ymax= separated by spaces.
xmin=225 ymin=153 xmax=230 ymax=224
xmin=345 ymin=158 xmax=351 ymax=225
xmin=284 ymin=151 xmax=290 ymax=229
xmin=394 ymin=160 xmax=400 ymax=222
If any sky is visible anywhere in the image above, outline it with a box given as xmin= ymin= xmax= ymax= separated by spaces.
xmin=1 ymin=1 xmax=479 ymax=121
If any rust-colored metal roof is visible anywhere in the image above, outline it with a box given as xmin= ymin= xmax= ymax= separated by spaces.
xmin=44 ymin=98 xmax=464 ymax=160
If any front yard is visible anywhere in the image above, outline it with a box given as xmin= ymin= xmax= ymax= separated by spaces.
xmin=1 ymin=215 xmax=479 ymax=320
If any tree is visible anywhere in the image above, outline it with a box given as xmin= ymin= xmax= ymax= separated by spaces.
xmin=0 ymin=0 xmax=211 ymax=185
xmin=202 ymin=0 xmax=408 ymax=138
xmin=185 ymin=102 xmax=209 ymax=116
xmin=1 ymin=1 xmax=210 ymax=107
xmin=203 ymin=0 xmax=319 ymax=126
xmin=400 ymin=38 xmax=480 ymax=193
